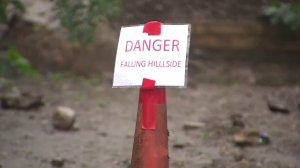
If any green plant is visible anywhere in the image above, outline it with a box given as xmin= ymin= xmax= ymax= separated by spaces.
xmin=262 ymin=1 xmax=300 ymax=30
xmin=55 ymin=0 xmax=120 ymax=45
xmin=0 ymin=47 xmax=39 ymax=77
xmin=0 ymin=0 xmax=25 ymax=24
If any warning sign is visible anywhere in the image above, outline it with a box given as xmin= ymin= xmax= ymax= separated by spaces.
xmin=113 ymin=24 xmax=190 ymax=87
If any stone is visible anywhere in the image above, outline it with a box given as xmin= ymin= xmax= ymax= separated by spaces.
xmin=51 ymin=158 xmax=65 ymax=167
xmin=172 ymin=142 xmax=186 ymax=149
xmin=0 ymin=88 xmax=44 ymax=110
xmin=230 ymin=114 xmax=245 ymax=128
xmin=183 ymin=121 xmax=205 ymax=130
xmin=234 ymin=153 xmax=245 ymax=162
xmin=126 ymin=132 xmax=134 ymax=138
xmin=52 ymin=106 xmax=76 ymax=130
xmin=233 ymin=130 xmax=270 ymax=147
xmin=116 ymin=159 xmax=130 ymax=168
xmin=267 ymin=98 xmax=290 ymax=114
xmin=98 ymin=132 xmax=108 ymax=137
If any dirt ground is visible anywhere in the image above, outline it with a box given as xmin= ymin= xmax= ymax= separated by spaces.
xmin=0 ymin=74 xmax=300 ymax=168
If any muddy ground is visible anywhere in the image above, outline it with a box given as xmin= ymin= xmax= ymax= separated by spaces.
xmin=0 ymin=73 xmax=300 ymax=168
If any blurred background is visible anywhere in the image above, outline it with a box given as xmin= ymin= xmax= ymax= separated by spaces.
xmin=0 ymin=0 xmax=300 ymax=168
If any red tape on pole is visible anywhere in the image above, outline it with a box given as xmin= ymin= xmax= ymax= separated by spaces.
xmin=140 ymin=78 xmax=156 ymax=130
xmin=140 ymin=78 xmax=167 ymax=130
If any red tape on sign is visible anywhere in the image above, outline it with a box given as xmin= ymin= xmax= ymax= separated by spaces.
xmin=143 ymin=21 xmax=161 ymax=36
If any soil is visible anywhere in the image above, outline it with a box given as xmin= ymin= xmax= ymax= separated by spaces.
xmin=0 ymin=77 xmax=300 ymax=168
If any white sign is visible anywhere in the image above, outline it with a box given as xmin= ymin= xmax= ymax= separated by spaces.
xmin=113 ymin=24 xmax=190 ymax=87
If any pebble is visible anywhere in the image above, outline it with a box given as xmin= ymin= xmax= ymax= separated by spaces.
xmin=52 ymin=106 xmax=76 ymax=130
xmin=0 ymin=88 xmax=44 ymax=110
xmin=230 ymin=114 xmax=245 ymax=128
xmin=234 ymin=153 xmax=245 ymax=162
xmin=98 ymin=131 xmax=108 ymax=137
xmin=172 ymin=143 xmax=186 ymax=149
xmin=183 ymin=121 xmax=205 ymax=130
xmin=233 ymin=130 xmax=270 ymax=146
xmin=51 ymin=158 xmax=65 ymax=167
xmin=126 ymin=132 xmax=134 ymax=138
xmin=267 ymin=98 xmax=290 ymax=114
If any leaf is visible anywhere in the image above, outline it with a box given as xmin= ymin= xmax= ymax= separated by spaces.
xmin=262 ymin=1 xmax=300 ymax=30
xmin=5 ymin=47 xmax=20 ymax=61
xmin=12 ymin=0 xmax=25 ymax=12
xmin=262 ymin=6 xmax=278 ymax=16
xmin=5 ymin=47 xmax=39 ymax=77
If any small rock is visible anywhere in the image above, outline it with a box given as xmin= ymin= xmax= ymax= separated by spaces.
xmin=28 ymin=114 xmax=36 ymax=119
xmin=0 ymin=89 xmax=44 ymax=110
xmin=172 ymin=143 xmax=186 ymax=149
xmin=234 ymin=153 xmax=245 ymax=162
xmin=267 ymin=98 xmax=290 ymax=114
xmin=23 ymin=133 xmax=33 ymax=140
xmin=126 ymin=132 xmax=134 ymax=138
xmin=233 ymin=130 xmax=270 ymax=147
xmin=116 ymin=159 xmax=130 ymax=168
xmin=52 ymin=106 xmax=76 ymax=130
xmin=230 ymin=114 xmax=245 ymax=128
xmin=98 ymin=132 xmax=108 ymax=137
xmin=51 ymin=158 xmax=65 ymax=167
xmin=183 ymin=121 xmax=205 ymax=130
